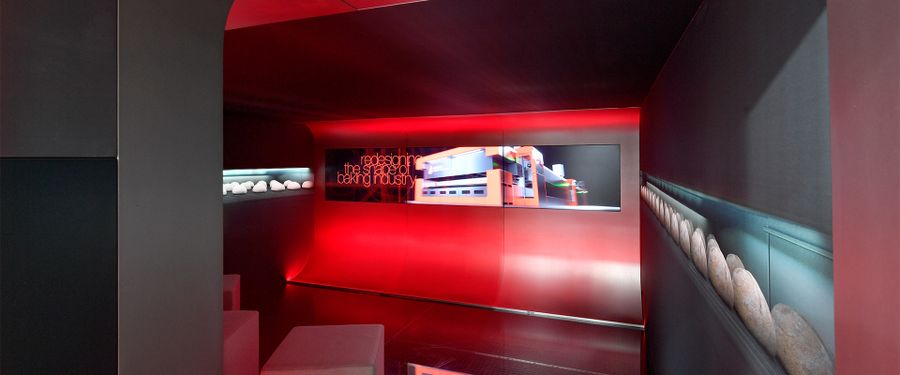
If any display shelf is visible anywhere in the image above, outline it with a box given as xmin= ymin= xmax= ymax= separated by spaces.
xmin=223 ymin=167 xmax=314 ymax=201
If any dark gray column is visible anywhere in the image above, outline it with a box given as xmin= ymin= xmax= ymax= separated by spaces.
xmin=117 ymin=0 xmax=232 ymax=374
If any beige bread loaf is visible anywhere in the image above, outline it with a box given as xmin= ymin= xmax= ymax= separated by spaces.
xmin=679 ymin=220 xmax=693 ymax=256
xmin=662 ymin=205 xmax=671 ymax=229
xmin=706 ymin=238 xmax=734 ymax=307
xmin=669 ymin=211 xmax=680 ymax=239
xmin=727 ymin=253 xmax=745 ymax=275
xmin=681 ymin=220 xmax=695 ymax=252
xmin=690 ymin=228 xmax=708 ymax=277
xmin=671 ymin=212 xmax=683 ymax=240
xmin=732 ymin=268 xmax=777 ymax=355
xmin=772 ymin=304 xmax=834 ymax=375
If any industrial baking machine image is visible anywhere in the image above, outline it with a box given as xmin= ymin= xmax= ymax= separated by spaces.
xmin=411 ymin=146 xmax=588 ymax=207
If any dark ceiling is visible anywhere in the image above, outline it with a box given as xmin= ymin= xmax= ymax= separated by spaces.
xmin=224 ymin=0 xmax=702 ymax=122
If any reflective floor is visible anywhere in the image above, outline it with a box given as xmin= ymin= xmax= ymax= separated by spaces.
xmin=243 ymin=281 xmax=643 ymax=375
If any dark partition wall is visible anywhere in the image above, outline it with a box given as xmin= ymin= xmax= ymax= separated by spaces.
xmin=224 ymin=108 xmax=315 ymax=169
xmin=224 ymin=193 xmax=314 ymax=282
xmin=640 ymin=0 xmax=831 ymax=232
xmin=0 ymin=0 xmax=118 ymax=157
xmin=1 ymin=0 xmax=119 ymax=373
xmin=0 ymin=159 xmax=118 ymax=374
xmin=2 ymin=0 xmax=232 ymax=373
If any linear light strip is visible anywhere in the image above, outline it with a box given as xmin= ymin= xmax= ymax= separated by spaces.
xmin=286 ymin=280 xmax=645 ymax=331
xmin=222 ymin=167 xmax=310 ymax=177
xmin=436 ymin=350 xmax=612 ymax=375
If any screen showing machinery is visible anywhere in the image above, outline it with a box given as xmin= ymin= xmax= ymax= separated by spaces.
xmin=325 ymin=145 xmax=620 ymax=211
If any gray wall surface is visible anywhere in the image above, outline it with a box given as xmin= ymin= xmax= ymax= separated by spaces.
xmin=1 ymin=0 xmax=119 ymax=373
xmin=118 ymin=0 xmax=232 ymax=374
xmin=640 ymin=0 xmax=831 ymax=232
xmin=0 ymin=159 xmax=118 ymax=374
xmin=0 ymin=0 xmax=118 ymax=157
xmin=2 ymin=0 xmax=233 ymax=373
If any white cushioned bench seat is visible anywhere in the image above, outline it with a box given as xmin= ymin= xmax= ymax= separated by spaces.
xmin=262 ymin=324 xmax=385 ymax=375
xmin=224 ymin=310 xmax=259 ymax=375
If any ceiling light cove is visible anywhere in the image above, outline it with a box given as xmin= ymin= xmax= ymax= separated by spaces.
xmin=226 ymin=0 xmax=428 ymax=30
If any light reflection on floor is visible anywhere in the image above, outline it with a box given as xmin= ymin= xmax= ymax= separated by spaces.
xmin=243 ymin=281 xmax=642 ymax=375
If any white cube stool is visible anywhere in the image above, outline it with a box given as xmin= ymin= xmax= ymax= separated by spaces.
xmin=223 ymin=274 xmax=240 ymax=311
xmin=262 ymin=324 xmax=385 ymax=375
xmin=224 ymin=310 xmax=259 ymax=375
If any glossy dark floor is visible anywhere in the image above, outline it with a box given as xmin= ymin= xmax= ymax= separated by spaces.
xmin=241 ymin=281 xmax=643 ymax=375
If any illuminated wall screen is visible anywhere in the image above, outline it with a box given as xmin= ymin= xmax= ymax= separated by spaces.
xmin=325 ymin=145 xmax=620 ymax=211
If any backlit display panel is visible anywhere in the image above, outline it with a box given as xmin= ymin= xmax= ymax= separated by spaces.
xmin=325 ymin=145 xmax=620 ymax=210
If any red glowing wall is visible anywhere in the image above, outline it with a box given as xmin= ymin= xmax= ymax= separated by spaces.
xmin=829 ymin=0 xmax=900 ymax=372
xmin=297 ymin=108 xmax=642 ymax=323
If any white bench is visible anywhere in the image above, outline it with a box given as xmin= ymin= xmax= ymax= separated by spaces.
xmin=262 ymin=324 xmax=384 ymax=375
xmin=223 ymin=310 xmax=258 ymax=375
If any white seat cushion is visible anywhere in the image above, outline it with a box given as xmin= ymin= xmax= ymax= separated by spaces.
xmin=262 ymin=324 xmax=385 ymax=375
xmin=224 ymin=310 xmax=258 ymax=375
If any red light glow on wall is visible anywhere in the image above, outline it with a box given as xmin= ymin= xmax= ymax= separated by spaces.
xmin=226 ymin=0 xmax=429 ymax=30
xmin=309 ymin=108 xmax=640 ymax=138
xmin=293 ymin=108 xmax=642 ymax=323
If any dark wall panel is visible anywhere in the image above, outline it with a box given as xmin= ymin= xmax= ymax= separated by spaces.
xmin=224 ymin=194 xmax=314 ymax=291
xmin=224 ymin=109 xmax=315 ymax=169
xmin=0 ymin=0 xmax=117 ymax=157
xmin=0 ymin=158 xmax=117 ymax=375
xmin=640 ymin=0 xmax=831 ymax=232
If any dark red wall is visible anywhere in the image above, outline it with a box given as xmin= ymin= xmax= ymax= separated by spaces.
xmin=828 ymin=0 xmax=900 ymax=372
xmin=224 ymin=108 xmax=315 ymax=170
xmin=296 ymin=108 xmax=643 ymax=324
xmin=224 ymin=194 xmax=314 ymax=291
xmin=223 ymin=107 xmax=317 ymax=301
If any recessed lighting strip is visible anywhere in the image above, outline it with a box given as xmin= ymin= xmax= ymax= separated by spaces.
xmin=286 ymin=280 xmax=645 ymax=331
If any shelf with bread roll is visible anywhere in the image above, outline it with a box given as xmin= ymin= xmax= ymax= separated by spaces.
xmin=223 ymin=168 xmax=314 ymax=203
xmin=641 ymin=182 xmax=834 ymax=375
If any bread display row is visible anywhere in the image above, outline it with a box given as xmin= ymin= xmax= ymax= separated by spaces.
xmin=641 ymin=184 xmax=834 ymax=375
